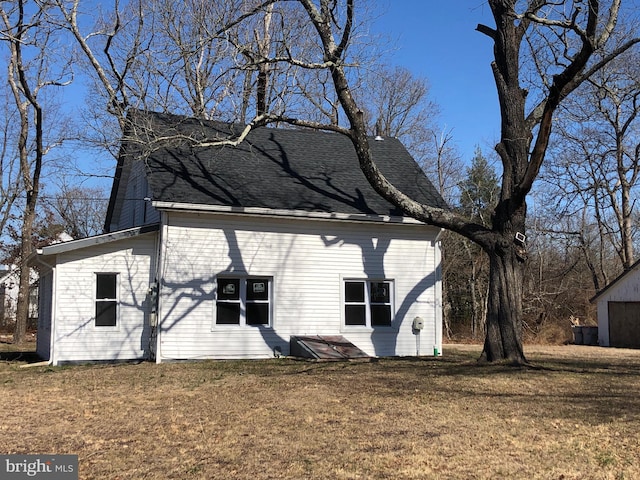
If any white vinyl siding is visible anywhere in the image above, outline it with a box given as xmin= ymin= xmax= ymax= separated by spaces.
xmin=47 ymin=233 xmax=156 ymax=364
xmin=157 ymin=212 xmax=441 ymax=360
xmin=113 ymin=160 xmax=160 ymax=230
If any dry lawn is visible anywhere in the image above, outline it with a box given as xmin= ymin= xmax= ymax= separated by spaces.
xmin=1 ymin=343 xmax=639 ymax=479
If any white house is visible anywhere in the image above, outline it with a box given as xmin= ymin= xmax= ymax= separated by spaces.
xmin=33 ymin=111 xmax=448 ymax=364
xmin=590 ymin=260 xmax=640 ymax=349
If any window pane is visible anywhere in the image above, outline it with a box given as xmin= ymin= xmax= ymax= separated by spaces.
xmin=345 ymin=305 xmax=366 ymax=325
xmin=345 ymin=282 xmax=364 ymax=302
xmin=216 ymin=303 xmax=240 ymax=324
xmin=246 ymin=303 xmax=269 ymax=325
xmin=96 ymin=274 xmax=116 ymax=299
xmin=371 ymin=305 xmax=392 ymax=326
xmin=96 ymin=301 xmax=117 ymax=326
xmin=217 ymin=278 xmax=240 ymax=301
xmin=370 ymin=282 xmax=390 ymax=303
xmin=246 ymin=279 xmax=269 ymax=301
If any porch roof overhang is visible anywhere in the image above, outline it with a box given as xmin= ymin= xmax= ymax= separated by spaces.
xmin=34 ymin=224 xmax=160 ymax=258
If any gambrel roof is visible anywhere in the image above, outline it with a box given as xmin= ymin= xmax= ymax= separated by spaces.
xmin=106 ymin=111 xmax=447 ymax=228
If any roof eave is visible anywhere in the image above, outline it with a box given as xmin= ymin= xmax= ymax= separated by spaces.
xmin=37 ymin=224 xmax=160 ymax=256
xmin=589 ymin=258 xmax=640 ymax=304
xmin=152 ymin=201 xmax=426 ymax=225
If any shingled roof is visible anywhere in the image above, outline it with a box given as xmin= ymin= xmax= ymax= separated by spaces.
xmin=108 ymin=111 xmax=447 ymax=224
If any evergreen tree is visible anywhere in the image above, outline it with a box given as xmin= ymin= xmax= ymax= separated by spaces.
xmin=443 ymin=148 xmax=500 ymax=339
xmin=459 ymin=148 xmax=500 ymax=224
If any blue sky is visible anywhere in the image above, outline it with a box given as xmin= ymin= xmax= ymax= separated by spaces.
xmin=65 ymin=1 xmax=501 ymax=190
xmin=372 ymin=1 xmax=500 ymax=163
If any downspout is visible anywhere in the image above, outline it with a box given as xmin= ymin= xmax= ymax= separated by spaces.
xmin=152 ymin=210 xmax=169 ymax=363
xmin=433 ymin=229 xmax=443 ymax=356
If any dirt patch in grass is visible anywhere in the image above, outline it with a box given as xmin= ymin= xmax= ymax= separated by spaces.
xmin=1 ymin=344 xmax=639 ymax=479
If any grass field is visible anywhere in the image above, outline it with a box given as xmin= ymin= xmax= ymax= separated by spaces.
xmin=1 ymin=343 xmax=639 ymax=479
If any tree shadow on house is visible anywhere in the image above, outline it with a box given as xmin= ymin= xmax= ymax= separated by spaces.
xmin=321 ymin=233 xmax=440 ymax=357
xmin=146 ymin=131 xmax=441 ymax=360
xmin=34 ymin=243 xmax=156 ymax=365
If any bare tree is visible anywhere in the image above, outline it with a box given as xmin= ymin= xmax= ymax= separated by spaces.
xmin=1 ymin=0 xmax=71 ymax=344
xmin=241 ymin=0 xmax=639 ymax=363
xmin=545 ymin=49 xmax=640 ymax=273
xmin=44 ymin=184 xmax=108 ymax=239
xmin=430 ymin=128 xmax=463 ymax=205
xmin=50 ymin=0 xmax=148 ymax=148
xmin=442 ymin=148 xmax=499 ymax=339
xmin=0 ymin=87 xmax=23 ymax=242
xmin=52 ymin=0 xmax=322 ymax=149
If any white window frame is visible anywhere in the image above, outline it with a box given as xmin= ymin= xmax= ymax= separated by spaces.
xmin=342 ymin=278 xmax=395 ymax=330
xmin=95 ymin=272 xmax=119 ymax=328
xmin=214 ymin=276 xmax=273 ymax=328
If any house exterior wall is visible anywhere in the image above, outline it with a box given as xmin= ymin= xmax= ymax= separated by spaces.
xmin=157 ymin=212 xmax=441 ymax=361
xmin=116 ymin=160 xmax=160 ymax=230
xmin=46 ymin=234 xmax=157 ymax=365
xmin=36 ymin=268 xmax=53 ymax=360
xmin=595 ymin=264 xmax=640 ymax=347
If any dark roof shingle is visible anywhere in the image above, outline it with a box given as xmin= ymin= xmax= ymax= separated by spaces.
xmin=136 ymin=111 xmax=448 ymax=217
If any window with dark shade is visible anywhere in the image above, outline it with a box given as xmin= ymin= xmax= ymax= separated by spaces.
xmin=344 ymin=280 xmax=393 ymax=328
xmin=216 ymin=277 xmax=271 ymax=327
xmin=345 ymin=282 xmax=365 ymax=303
xmin=216 ymin=302 xmax=241 ymax=324
xmin=345 ymin=305 xmax=366 ymax=325
xmin=370 ymin=305 xmax=392 ymax=326
xmin=246 ymin=303 xmax=269 ymax=325
xmin=218 ymin=278 xmax=240 ymax=300
xmin=95 ymin=273 xmax=118 ymax=327
xmin=216 ymin=278 xmax=241 ymax=324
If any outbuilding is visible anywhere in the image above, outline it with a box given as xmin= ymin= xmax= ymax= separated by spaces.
xmin=591 ymin=260 xmax=640 ymax=348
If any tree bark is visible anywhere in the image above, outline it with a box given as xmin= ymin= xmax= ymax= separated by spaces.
xmin=14 ymin=207 xmax=35 ymax=345
xmin=482 ymin=243 xmax=526 ymax=364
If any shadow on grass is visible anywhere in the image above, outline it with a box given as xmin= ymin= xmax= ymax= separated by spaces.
xmin=0 ymin=350 xmax=42 ymax=363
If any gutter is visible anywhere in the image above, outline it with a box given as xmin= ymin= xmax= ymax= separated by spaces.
xmin=152 ymin=201 xmax=428 ymax=226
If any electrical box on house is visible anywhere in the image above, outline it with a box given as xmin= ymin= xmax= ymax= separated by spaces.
xmin=148 ymin=283 xmax=159 ymax=314
xmin=412 ymin=316 xmax=425 ymax=330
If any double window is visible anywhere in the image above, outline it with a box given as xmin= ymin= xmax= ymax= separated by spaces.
xmin=216 ymin=277 xmax=271 ymax=326
xmin=95 ymin=273 xmax=118 ymax=327
xmin=344 ymin=280 xmax=393 ymax=327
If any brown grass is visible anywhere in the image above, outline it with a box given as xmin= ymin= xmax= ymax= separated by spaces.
xmin=1 ymin=343 xmax=639 ymax=479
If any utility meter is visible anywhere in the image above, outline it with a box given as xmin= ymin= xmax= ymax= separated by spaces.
xmin=148 ymin=283 xmax=159 ymax=314
xmin=412 ymin=316 xmax=425 ymax=330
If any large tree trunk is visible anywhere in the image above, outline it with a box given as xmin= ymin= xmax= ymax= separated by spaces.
xmin=13 ymin=222 xmax=33 ymax=345
xmin=13 ymin=191 xmax=36 ymax=345
xmin=482 ymin=242 xmax=527 ymax=364
xmin=6 ymin=0 xmax=44 ymax=345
